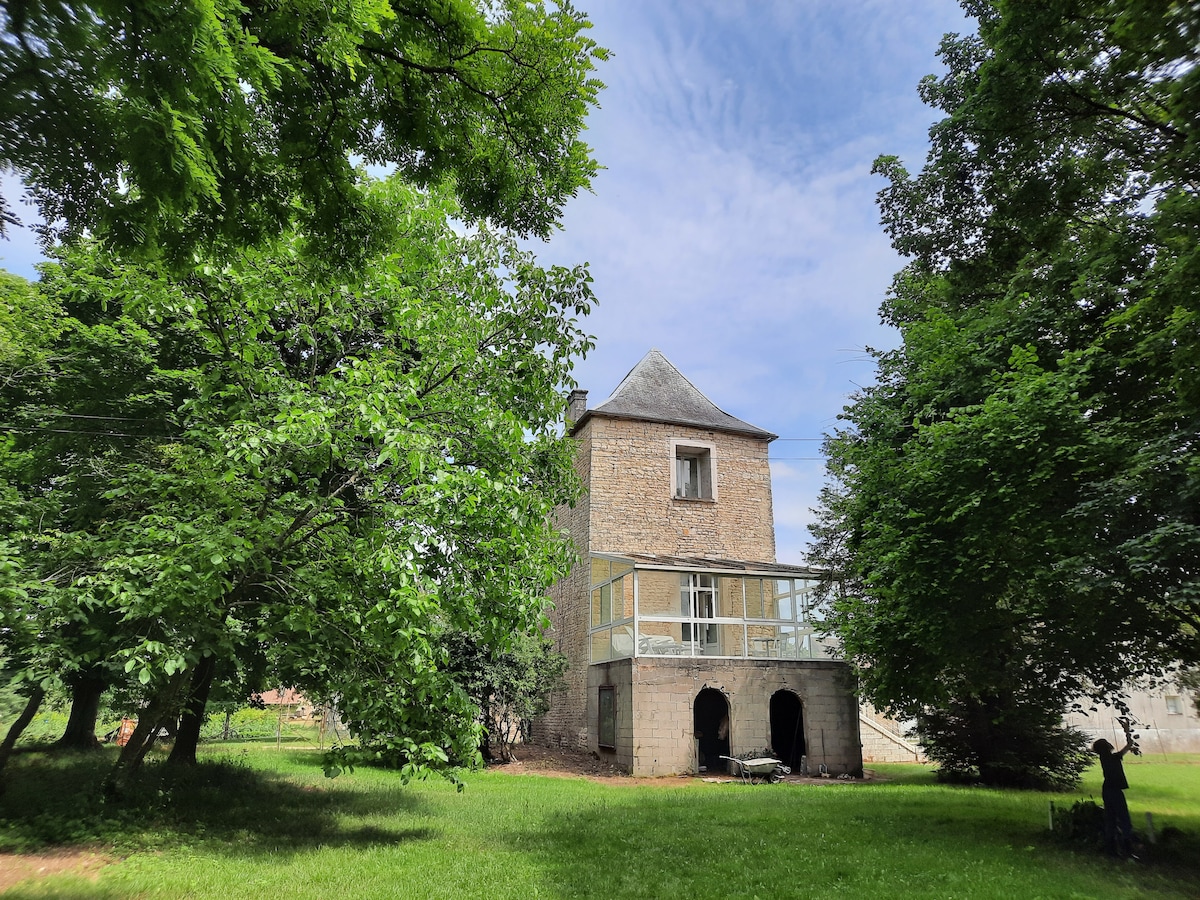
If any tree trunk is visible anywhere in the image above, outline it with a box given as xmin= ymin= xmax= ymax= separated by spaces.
xmin=53 ymin=673 xmax=106 ymax=751
xmin=0 ymin=686 xmax=47 ymax=789
xmin=477 ymin=699 xmax=495 ymax=762
xmin=167 ymin=655 xmax=217 ymax=766
xmin=103 ymin=673 xmax=188 ymax=796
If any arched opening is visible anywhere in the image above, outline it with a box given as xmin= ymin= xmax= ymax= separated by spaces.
xmin=770 ymin=690 xmax=805 ymax=770
xmin=694 ymin=688 xmax=731 ymax=773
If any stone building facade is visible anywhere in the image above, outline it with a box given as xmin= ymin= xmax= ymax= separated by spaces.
xmin=534 ymin=350 xmax=863 ymax=776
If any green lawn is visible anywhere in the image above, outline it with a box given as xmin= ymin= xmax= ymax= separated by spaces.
xmin=1 ymin=747 xmax=1197 ymax=898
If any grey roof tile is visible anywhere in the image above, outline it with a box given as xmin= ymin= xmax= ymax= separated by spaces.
xmin=574 ymin=349 xmax=776 ymax=440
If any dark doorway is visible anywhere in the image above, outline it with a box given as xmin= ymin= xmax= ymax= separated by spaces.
xmin=770 ymin=690 xmax=805 ymax=769
xmin=694 ymin=688 xmax=731 ymax=773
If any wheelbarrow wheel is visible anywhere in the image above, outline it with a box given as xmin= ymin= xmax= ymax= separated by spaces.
xmin=769 ymin=771 xmax=784 ymax=784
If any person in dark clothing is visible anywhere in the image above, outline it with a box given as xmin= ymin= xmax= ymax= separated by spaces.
xmin=1093 ymin=717 xmax=1139 ymax=857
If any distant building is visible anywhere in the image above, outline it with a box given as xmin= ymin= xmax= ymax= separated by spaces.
xmin=866 ymin=682 xmax=1200 ymax=762
xmin=1069 ymin=683 xmax=1200 ymax=754
xmin=533 ymin=350 xmax=862 ymax=776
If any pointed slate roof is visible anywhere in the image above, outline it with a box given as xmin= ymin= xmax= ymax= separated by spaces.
xmin=573 ymin=349 xmax=777 ymax=440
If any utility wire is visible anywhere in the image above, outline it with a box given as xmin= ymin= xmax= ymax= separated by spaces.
xmin=43 ymin=413 xmax=170 ymax=422
xmin=0 ymin=425 xmax=181 ymax=440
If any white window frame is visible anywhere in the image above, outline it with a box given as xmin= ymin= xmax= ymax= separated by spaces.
xmin=585 ymin=553 xmax=837 ymax=663
xmin=671 ymin=439 xmax=717 ymax=501
xmin=680 ymin=573 xmax=720 ymax=652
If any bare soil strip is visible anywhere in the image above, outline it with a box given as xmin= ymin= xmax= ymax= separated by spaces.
xmin=0 ymin=850 xmax=110 ymax=892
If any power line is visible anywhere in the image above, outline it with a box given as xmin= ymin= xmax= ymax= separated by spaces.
xmin=0 ymin=424 xmax=181 ymax=440
xmin=44 ymin=413 xmax=170 ymax=423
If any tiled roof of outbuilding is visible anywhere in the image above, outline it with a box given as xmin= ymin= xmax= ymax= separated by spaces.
xmin=573 ymin=349 xmax=776 ymax=440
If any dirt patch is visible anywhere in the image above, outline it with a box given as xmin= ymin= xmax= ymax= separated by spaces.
xmin=489 ymin=745 xmax=879 ymax=786
xmin=488 ymin=744 xmax=640 ymax=784
xmin=0 ymin=850 xmax=111 ymax=892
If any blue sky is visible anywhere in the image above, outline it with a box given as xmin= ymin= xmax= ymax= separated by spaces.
xmin=534 ymin=0 xmax=973 ymax=561
xmin=0 ymin=0 xmax=974 ymax=564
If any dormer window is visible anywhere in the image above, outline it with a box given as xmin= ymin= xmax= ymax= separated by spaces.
xmin=672 ymin=440 xmax=716 ymax=500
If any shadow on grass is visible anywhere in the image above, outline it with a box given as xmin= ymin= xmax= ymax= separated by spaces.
xmin=0 ymin=748 xmax=434 ymax=861
xmin=500 ymin=782 xmax=1200 ymax=900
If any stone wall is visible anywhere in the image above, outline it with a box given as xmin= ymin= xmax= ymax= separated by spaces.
xmin=534 ymin=422 xmax=593 ymax=750
xmin=537 ymin=413 xmax=778 ymax=751
xmin=585 ymin=417 xmax=776 ymax=562
xmin=532 ymin=412 xmax=867 ymax=777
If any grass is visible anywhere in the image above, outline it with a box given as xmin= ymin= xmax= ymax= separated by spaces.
xmin=1 ymin=747 xmax=1198 ymax=899
xmin=10 ymin=705 xmax=328 ymax=748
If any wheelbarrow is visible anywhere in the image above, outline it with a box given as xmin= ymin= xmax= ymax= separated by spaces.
xmin=720 ymin=755 xmax=790 ymax=784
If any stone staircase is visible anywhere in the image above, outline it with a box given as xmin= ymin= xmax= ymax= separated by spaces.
xmin=859 ymin=709 xmax=924 ymax=763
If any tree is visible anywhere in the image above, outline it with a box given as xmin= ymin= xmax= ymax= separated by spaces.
xmin=813 ymin=0 xmax=1200 ymax=787
xmin=443 ymin=626 xmax=567 ymax=762
xmin=1 ymin=0 xmax=606 ymax=787
xmin=0 ymin=269 xmax=76 ymax=772
xmin=0 ymin=270 xmax=57 ymax=365
xmin=0 ymin=261 xmax=207 ymax=761
xmin=917 ymin=692 xmax=1093 ymax=791
xmin=1180 ymin=668 xmax=1200 ymax=717
xmin=0 ymin=0 xmax=606 ymax=260
xmin=1 ymin=178 xmax=595 ymax=784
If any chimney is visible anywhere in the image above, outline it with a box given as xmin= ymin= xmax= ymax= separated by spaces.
xmin=567 ymin=389 xmax=588 ymax=425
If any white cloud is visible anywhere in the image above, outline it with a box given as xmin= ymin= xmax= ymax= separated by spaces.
xmin=535 ymin=0 xmax=971 ymax=553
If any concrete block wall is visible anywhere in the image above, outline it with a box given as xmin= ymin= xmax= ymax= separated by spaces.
xmin=859 ymin=713 xmax=924 ymax=763
xmin=597 ymin=658 xmax=861 ymax=777
xmin=1068 ymin=687 xmax=1200 ymax=754
xmin=622 ymin=661 xmax=697 ymax=774
xmin=586 ymin=659 xmax=635 ymax=771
